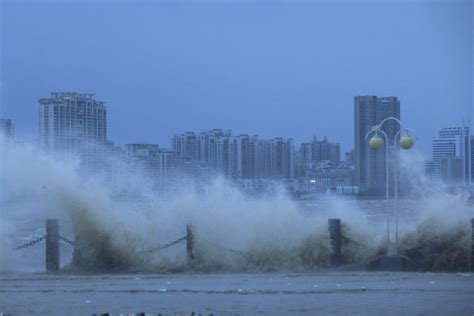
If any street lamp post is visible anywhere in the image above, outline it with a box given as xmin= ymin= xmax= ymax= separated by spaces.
xmin=365 ymin=117 xmax=415 ymax=256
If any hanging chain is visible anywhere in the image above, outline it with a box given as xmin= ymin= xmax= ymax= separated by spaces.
xmin=144 ymin=236 xmax=187 ymax=253
xmin=59 ymin=235 xmax=75 ymax=246
xmin=12 ymin=236 xmax=46 ymax=251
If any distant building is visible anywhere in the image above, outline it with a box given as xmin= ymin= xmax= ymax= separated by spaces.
xmin=425 ymin=160 xmax=437 ymax=180
xmin=298 ymin=137 xmax=342 ymax=181
xmin=123 ymin=143 xmax=160 ymax=161
xmin=39 ymin=92 xmax=107 ymax=170
xmin=207 ymin=130 xmax=234 ymax=177
xmin=0 ymin=118 xmax=14 ymax=138
xmin=471 ymin=135 xmax=474 ymax=183
xmin=440 ymin=156 xmax=464 ymax=186
xmin=171 ymin=129 xmax=295 ymax=180
xmin=354 ymin=95 xmax=400 ymax=196
xmin=293 ymin=150 xmax=306 ymax=179
xmin=235 ymin=134 xmax=259 ymax=179
xmin=345 ymin=149 xmax=354 ymax=165
xmin=431 ymin=126 xmax=471 ymax=185
xmin=269 ymin=137 xmax=294 ymax=179
xmin=172 ymin=129 xmax=234 ymax=177
xmin=122 ymin=143 xmax=179 ymax=185
xmin=307 ymin=168 xmax=354 ymax=189
xmin=300 ymin=137 xmax=340 ymax=165
xmin=315 ymin=137 xmax=340 ymax=164
xmin=255 ymin=138 xmax=294 ymax=179
xmin=300 ymin=142 xmax=312 ymax=164
xmin=172 ymin=132 xmax=199 ymax=161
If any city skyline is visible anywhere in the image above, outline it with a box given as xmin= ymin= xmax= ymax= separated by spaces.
xmin=1 ymin=89 xmax=472 ymax=158
xmin=1 ymin=0 xmax=472 ymax=157
xmin=2 ymin=90 xmax=470 ymax=160
xmin=3 ymin=90 xmax=473 ymax=193
xmin=1 ymin=91 xmax=472 ymax=158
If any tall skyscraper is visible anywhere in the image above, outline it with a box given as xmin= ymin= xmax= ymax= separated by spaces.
xmin=39 ymin=92 xmax=107 ymax=169
xmin=0 ymin=118 xmax=14 ymax=138
xmin=354 ymin=96 xmax=400 ymax=196
xmin=431 ymin=125 xmax=471 ymax=185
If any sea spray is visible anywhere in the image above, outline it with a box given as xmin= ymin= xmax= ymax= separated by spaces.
xmin=397 ymin=194 xmax=473 ymax=271
xmin=1 ymin=138 xmax=472 ymax=272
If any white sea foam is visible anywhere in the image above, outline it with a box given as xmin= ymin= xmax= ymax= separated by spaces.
xmin=0 ymin=137 xmax=472 ymax=272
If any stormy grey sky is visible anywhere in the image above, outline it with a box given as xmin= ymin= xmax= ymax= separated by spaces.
xmin=0 ymin=0 xmax=472 ymax=156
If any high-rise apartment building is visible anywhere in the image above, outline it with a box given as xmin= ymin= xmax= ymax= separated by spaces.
xmin=39 ymin=92 xmax=107 ymax=169
xmin=171 ymin=129 xmax=295 ymax=180
xmin=300 ymin=142 xmax=312 ymax=164
xmin=172 ymin=132 xmax=199 ymax=161
xmin=235 ymin=134 xmax=259 ymax=179
xmin=0 ymin=118 xmax=14 ymax=138
xmin=172 ymin=129 xmax=235 ymax=177
xmin=122 ymin=143 xmax=178 ymax=184
xmin=314 ymin=137 xmax=340 ymax=164
xmin=269 ymin=137 xmax=294 ymax=179
xmin=208 ymin=131 xmax=234 ymax=177
xmin=354 ymin=96 xmax=400 ymax=196
xmin=299 ymin=137 xmax=340 ymax=165
xmin=239 ymin=136 xmax=294 ymax=180
xmin=431 ymin=126 xmax=471 ymax=185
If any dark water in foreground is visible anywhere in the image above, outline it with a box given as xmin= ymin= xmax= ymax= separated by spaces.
xmin=0 ymin=272 xmax=472 ymax=315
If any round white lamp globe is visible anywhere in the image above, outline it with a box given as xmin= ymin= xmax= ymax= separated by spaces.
xmin=399 ymin=135 xmax=414 ymax=150
xmin=369 ymin=135 xmax=384 ymax=150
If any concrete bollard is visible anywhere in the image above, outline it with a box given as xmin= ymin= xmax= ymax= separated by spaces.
xmin=46 ymin=219 xmax=60 ymax=272
xmin=328 ymin=218 xmax=342 ymax=267
xmin=186 ymin=224 xmax=195 ymax=262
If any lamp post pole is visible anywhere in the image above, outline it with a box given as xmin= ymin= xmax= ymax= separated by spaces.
xmin=365 ymin=128 xmax=391 ymax=253
xmin=366 ymin=117 xmax=415 ymax=256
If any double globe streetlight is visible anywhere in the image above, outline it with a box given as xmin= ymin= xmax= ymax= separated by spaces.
xmin=365 ymin=117 xmax=416 ymax=256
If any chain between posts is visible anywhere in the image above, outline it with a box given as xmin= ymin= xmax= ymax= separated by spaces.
xmin=59 ymin=235 xmax=75 ymax=246
xmin=144 ymin=236 xmax=187 ymax=253
xmin=12 ymin=232 xmax=245 ymax=256
xmin=12 ymin=235 xmax=46 ymax=251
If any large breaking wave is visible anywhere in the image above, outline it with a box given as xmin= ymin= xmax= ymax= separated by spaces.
xmin=0 ymin=138 xmax=472 ymax=273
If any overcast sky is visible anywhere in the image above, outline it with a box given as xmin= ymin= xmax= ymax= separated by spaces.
xmin=1 ymin=0 xmax=472 ymax=157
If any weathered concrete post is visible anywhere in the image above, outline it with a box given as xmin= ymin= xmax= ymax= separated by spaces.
xmin=471 ymin=218 xmax=474 ymax=272
xmin=186 ymin=224 xmax=195 ymax=262
xmin=328 ymin=218 xmax=342 ymax=267
xmin=46 ymin=219 xmax=60 ymax=272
